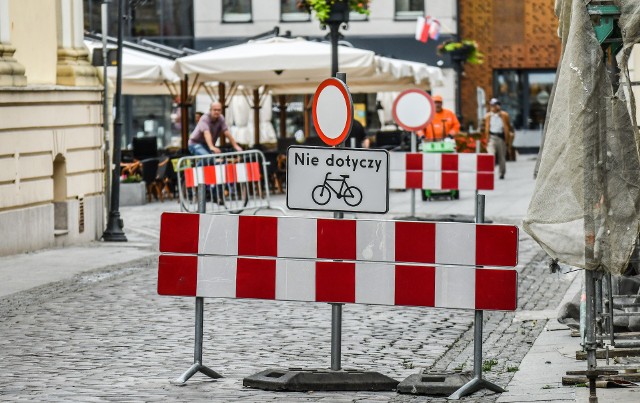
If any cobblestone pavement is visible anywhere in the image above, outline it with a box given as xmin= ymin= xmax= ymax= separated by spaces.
xmin=0 ymin=223 xmax=577 ymax=402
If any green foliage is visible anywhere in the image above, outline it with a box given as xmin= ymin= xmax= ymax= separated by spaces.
xmin=482 ymin=359 xmax=498 ymax=372
xmin=507 ymin=366 xmax=519 ymax=372
xmin=437 ymin=39 xmax=484 ymax=65
xmin=299 ymin=0 xmax=371 ymax=23
xmin=122 ymin=174 xmax=142 ymax=183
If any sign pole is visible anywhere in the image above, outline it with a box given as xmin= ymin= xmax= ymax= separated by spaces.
xmin=475 ymin=136 xmax=481 ymax=202
xmin=330 ymin=71 xmax=348 ymax=371
xmin=391 ymin=89 xmax=435 ymax=217
xmin=410 ymin=132 xmax=417 ymax=217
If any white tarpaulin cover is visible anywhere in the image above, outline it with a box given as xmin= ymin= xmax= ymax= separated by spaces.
xmin=523 ymin=0 xmax=640 ymax=274
xmin=173 ymin=37 xmax=377 ymax=86
xmin=85 ymin=39 xmax=180 ymax=94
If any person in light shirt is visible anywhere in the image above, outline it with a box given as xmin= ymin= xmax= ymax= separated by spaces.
xmin=484 ymin=98 xmax=514 ymax=179
xmin=188 ymin=102 xmax=242 ymax=155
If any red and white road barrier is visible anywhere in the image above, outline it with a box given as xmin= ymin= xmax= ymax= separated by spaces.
xmin=183 ymin=162 xmax=261 ymax=188
xmin=159 ymin=212 xmax=519 ymax=268
xmin=158 ymin=254 xmax=517 ymax=311
xmin=389 ymin=152 xmax=495 ymax=190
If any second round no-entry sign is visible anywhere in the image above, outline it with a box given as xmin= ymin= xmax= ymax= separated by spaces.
xmin=312 ymin=77 xmax=353 ymax=146
xmin=392 ymin=89 xmax=435 ymax=132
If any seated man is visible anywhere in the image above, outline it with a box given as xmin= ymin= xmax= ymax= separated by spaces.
xmin=188 ymin=102 xmax=242 ymax=155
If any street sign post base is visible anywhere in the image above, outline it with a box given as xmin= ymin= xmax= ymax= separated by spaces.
xmin=171 ymin=363 xmax=222 ymax=385
xmin=448 ymin=375 xmax=505 ymax=400
xmin=243 ymin=368 xmax=399 ymax=391
xmin=397 ymin=370 xmax=472 ymax=396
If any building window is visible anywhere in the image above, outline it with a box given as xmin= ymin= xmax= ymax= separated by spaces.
xmin=350 ymin=3 xmax=368 ymax=22
xmin=280 ymin=0 xmax=310 ymax=22
xmin=494 ymin=69 xmax=555 ymax=131
xmin=83 ymin=0 xmax=194 ymax=48
xmin=395 ymin=0 xmax=424 ymax=20
xmin=223 ymin=0 xmax=252 ymax=23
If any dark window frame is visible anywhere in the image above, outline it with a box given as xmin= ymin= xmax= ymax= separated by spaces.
xmin=394 ymin=0 xmax=425 ymax=21
xmin=349 ymin=7 xmax=370 ymax=22
xmin=222 ymin=0 xmax=253 ymax=24
xmin=279 ymin=0 xmax=311 ymax=23
xmin=492 ymin=68 xmax=556 ymax=131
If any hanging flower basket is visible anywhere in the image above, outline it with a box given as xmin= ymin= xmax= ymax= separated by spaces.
xmin=297 ymin=0 xmax=370 ymax=25
xmin=437 ymin=39 xmax=484 ymax=65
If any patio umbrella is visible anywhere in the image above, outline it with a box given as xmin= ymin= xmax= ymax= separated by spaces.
xmin=85 ymin=38 xmax=181 ymax=95
xmin=267 ymin=55 xmax=444 ymax=94
xmin=173 ymin=36 xmax=377 ymax=86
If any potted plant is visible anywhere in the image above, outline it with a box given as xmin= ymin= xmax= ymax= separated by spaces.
xmin=119 ymin=171 xmax=147 ymax=206
xmin=297 ymin=0 xmax=370 ymax=25
xmin=437 ymin=39 xmax=484 ymax=65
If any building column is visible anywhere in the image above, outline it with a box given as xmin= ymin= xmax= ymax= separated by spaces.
xmin=56 ymin=0 xmax=99 ymax=86
xmin=0 ymin=0 xmax=26 ymax=86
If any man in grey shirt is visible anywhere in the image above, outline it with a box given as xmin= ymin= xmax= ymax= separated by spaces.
xmin=188 ymin=102 xmax=243 ymax=155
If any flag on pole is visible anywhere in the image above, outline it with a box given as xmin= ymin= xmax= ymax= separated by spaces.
xmin=428 ymin=18 xmax=441 ymax=40
xmin=415 ymin=16 xmax=441 ymax=43
xmin=415 ymin=16 xmax=429 ymax=43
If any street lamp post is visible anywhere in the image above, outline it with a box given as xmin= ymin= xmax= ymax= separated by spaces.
xmin=101 ymin=0 xmax=111 ymax=214
xmin=102 ymin=0 xmax=127 ymax=242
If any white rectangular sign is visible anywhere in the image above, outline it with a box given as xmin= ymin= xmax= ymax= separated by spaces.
xmin=287 ymin=146 xmax=389 ymax=214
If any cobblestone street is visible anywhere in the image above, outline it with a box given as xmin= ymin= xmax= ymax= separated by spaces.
xmin=0 ymin=226 xmax=577 ymax=402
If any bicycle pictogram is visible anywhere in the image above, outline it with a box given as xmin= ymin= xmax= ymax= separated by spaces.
xmin=311 ymin=172 xmax=363 ymax=207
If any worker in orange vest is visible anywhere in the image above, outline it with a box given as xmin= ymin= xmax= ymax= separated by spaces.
xmin=418 ymin=95 xmax=460 ymax=141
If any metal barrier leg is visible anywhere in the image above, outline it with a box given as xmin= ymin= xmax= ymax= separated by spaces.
xmin=331 ymin=303 xmax=343 ymax=371
xmin=173 ymin=297 xmax=223 ymax=384
xmin=172 ymin=184 xmax=222 ymax=384
xmin=450 ymin=194 xmax=505 ymax=399
xmin=449 ymin=309 xmax=505 ymax=399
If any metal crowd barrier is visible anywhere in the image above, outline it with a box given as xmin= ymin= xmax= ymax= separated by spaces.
xmin=176 ymin=150 xmax=282 ymax=215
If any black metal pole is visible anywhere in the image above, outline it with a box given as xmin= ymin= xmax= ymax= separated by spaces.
xmin=328 ymin=21 xmax=340 ymax=77
xmin=454 ymin=61 xmax=463 ymax=118
xmin=102 ymin=0 xmax=127 ymax=242
xmin=455 ymin=0 xmax=463 ymax=120
xmin=180 ymin=76 xmax=189 ymax=154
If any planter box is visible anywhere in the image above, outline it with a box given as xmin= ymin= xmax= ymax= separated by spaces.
xmin=119 ymin=181 xmax=146 ymax=206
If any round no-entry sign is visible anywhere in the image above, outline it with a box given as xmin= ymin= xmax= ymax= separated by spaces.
xmin=312 ymin=77 xmax=353 ymax=146
xmin=392 ymin=89 xmax=435 ymax=132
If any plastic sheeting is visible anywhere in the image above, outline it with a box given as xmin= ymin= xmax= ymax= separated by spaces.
xmin=524 ymin=0 xmax=640 ymax=274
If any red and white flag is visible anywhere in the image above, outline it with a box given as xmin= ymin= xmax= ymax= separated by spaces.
xmin=415 ymin=16 xmax=441 ymax=43
xmin=428 ymin=17 xmax=441 ymax=40
xmin=415 ymin=16 xmax=429 ymax=43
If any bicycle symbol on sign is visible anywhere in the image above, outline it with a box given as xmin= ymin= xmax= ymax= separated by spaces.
xmin=311 ymin=172 xmax=363 ymax=207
